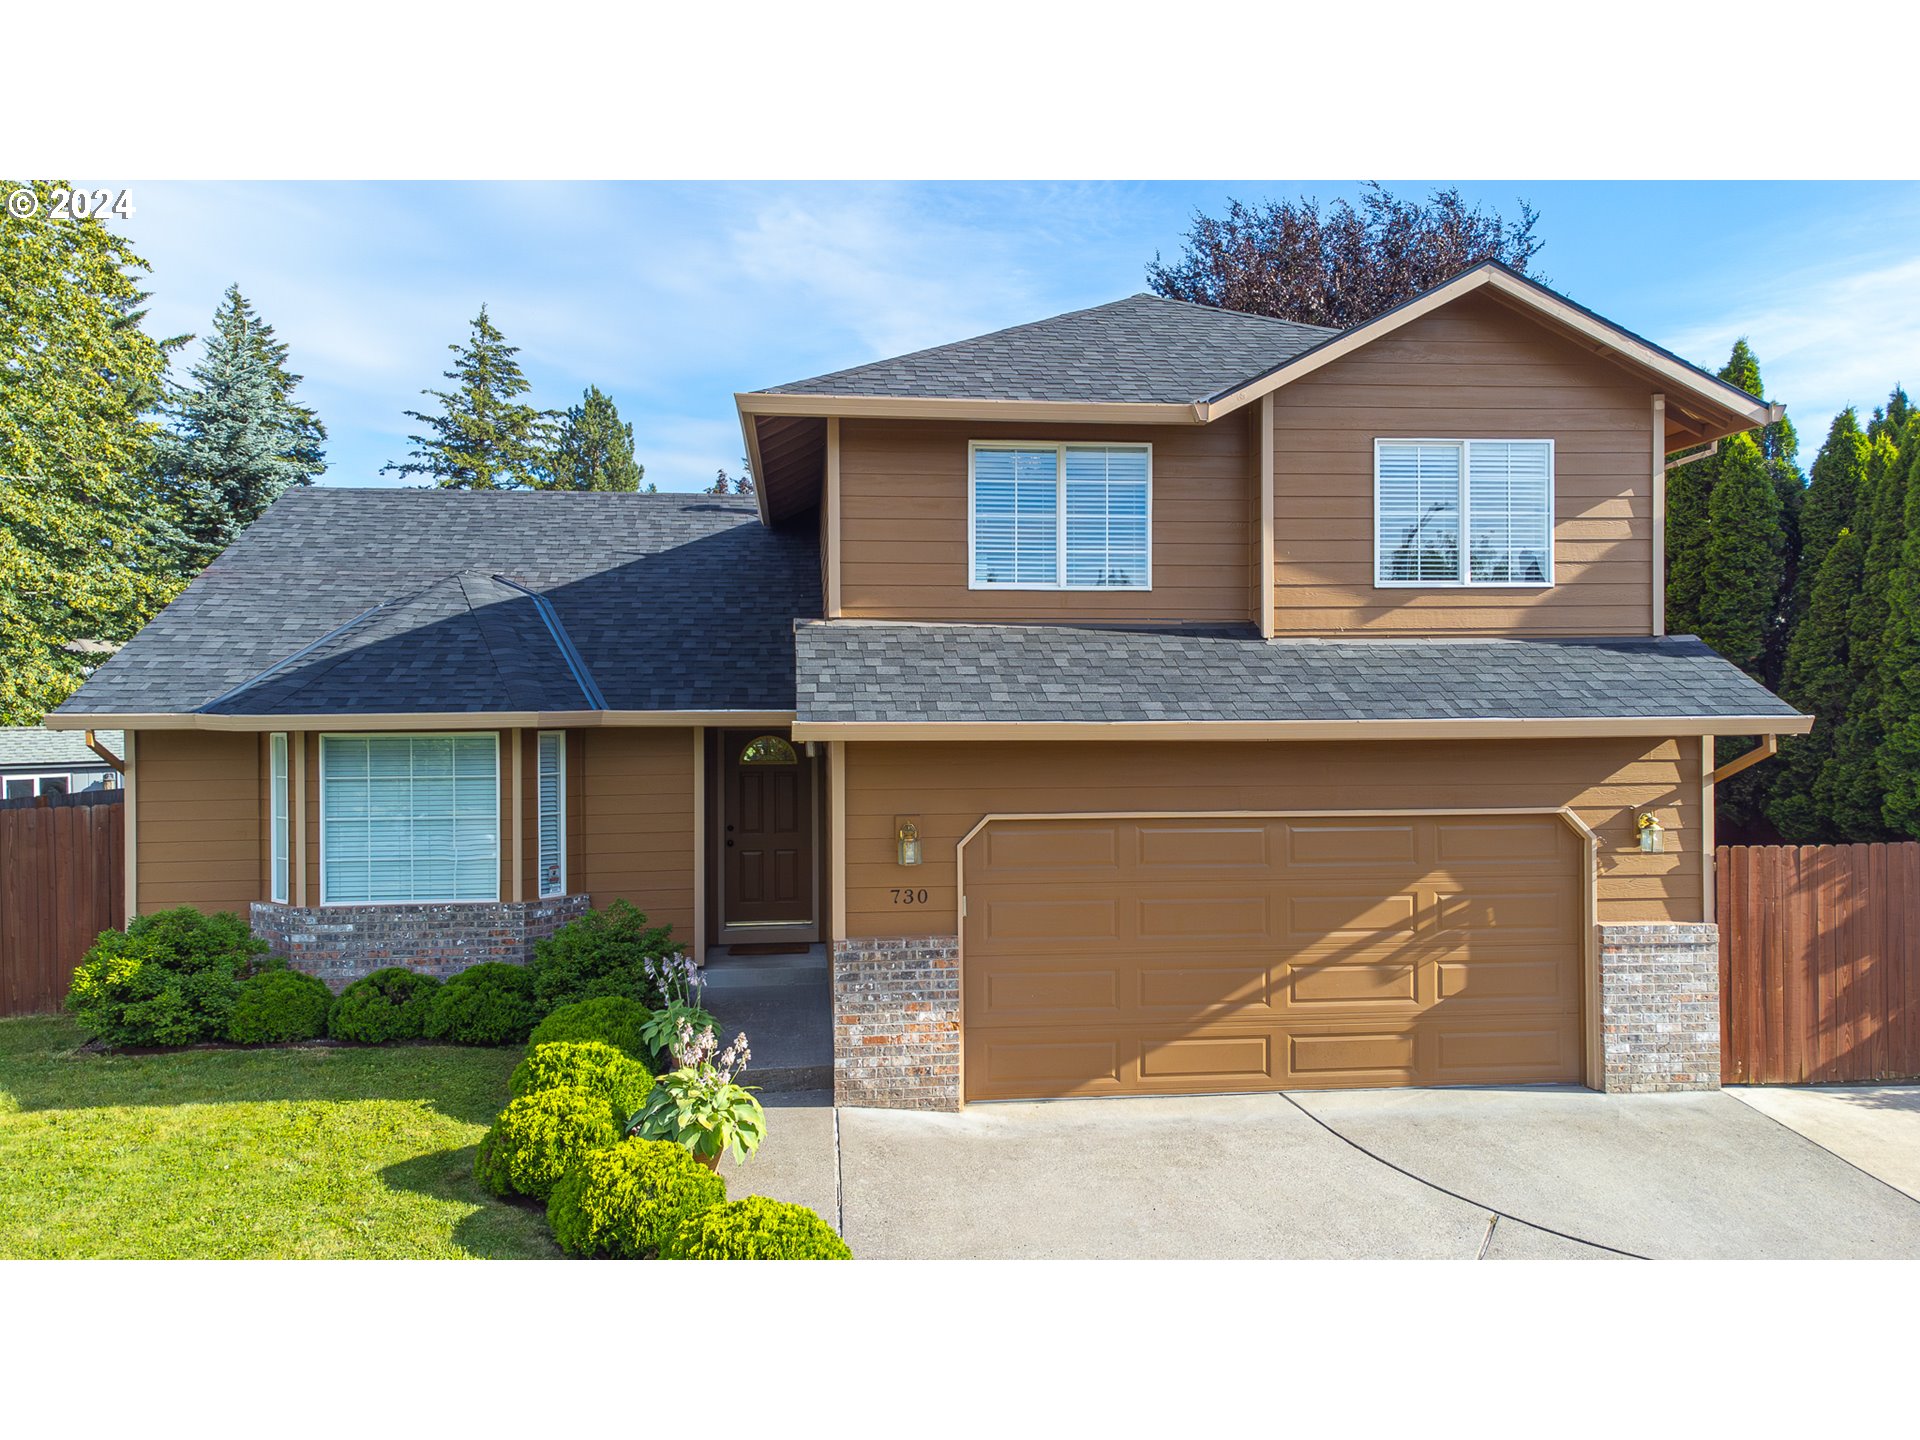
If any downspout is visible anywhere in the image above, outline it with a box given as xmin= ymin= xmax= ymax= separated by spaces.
xmin=84 ymin=729 xmax=126 ymax=774
xmin=1708 ymin=733 xmax=1779 ymax=785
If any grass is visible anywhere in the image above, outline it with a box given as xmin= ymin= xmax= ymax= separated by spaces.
xmin=0 ymin=1015 xmax=558 ymax=1259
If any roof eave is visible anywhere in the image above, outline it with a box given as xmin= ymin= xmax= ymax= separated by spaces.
xmin=791 ymin=714 xmax=1814 ymax=742
xmin=737 ymin=391 xmax=1207 ymax=424
xmin=45 ymin=709 xmax=797 ymax=732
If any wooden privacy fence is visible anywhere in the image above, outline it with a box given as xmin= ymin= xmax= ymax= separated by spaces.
xmin=1719 ymin=842 xmax=1920 ymax=1085
xmin=0 ymin=790 xmax=124 ymax=1017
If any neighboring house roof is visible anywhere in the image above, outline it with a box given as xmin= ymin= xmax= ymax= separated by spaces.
xmin=791 ymin=623 xmax=1811 ymax=737
xmin=0 ymin=727 xmax=123 ymax=770
xmin=52 ymin=490 xmax=820 ymax=722
xmin=759 ymin=294 xmax=1337 ymax=406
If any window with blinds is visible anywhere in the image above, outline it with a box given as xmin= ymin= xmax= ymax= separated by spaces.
xmin=537 ymin=731 xmax=565 ymax=898
xmin=319 ymin=734 xmax=499 ymax=904
xmin=270 ymin=733 xmax=290 ymax=904
xmin=1374 ymin=439 xmax=1553 ymax=586
xmin=971 ymin=442 xmax=1151 ymax=589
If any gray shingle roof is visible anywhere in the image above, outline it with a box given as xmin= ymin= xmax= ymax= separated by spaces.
xmin=0 ymin=727 xmax=124 ymax=769
xmin=759 ymin=294 xmax=1337 ymax=405
xmin=57 ymin=490 xmax=821 ymax=718
xmin=794 ymin=622 xmax=1806 ymax=726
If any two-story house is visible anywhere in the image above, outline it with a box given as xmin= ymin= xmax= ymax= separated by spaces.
xmin=52 ymin=261 xmax=1809 ymax=1110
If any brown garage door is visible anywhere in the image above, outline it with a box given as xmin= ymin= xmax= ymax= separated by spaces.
xmin=962 ymin=813 xmax=1585 ymax=1101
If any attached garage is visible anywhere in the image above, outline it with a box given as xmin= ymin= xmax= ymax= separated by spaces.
xmin=959 ymin=812 xmax=1589 ymax=1101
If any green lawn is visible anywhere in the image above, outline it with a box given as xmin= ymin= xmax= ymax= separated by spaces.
xmin=0 ymin=1015 xmax=557 ymax=1259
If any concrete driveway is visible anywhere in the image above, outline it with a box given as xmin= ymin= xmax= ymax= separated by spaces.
xmin=727 ymin=1085 xmax=1920 ymax=1260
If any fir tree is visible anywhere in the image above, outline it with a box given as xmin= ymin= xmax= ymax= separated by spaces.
xmin=1696 ymin=432 xmax=1785 ymax=674
xmin=1872 ymin=440 xmax=1920 ymax=836
xmin=542 ymin=385 xmax=644 ymax=491
xmin=385 ymin=306 xmax=552 ymax=489
xmin=1769 ymin=526 xmax=1863 ymax=840
xmin=158 ymin=284 xmax=327 ymax=571
xmin=1867 ymin=386 xmax=1911 ymax=442
xmin=1789 ymin=409 xmax=1868 ymax=625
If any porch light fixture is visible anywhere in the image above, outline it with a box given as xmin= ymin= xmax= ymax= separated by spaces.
xmin=1636 ymin=812 xmax=1665 ymax=854
xmin=895 ymin=817 xmax=922 ymax=867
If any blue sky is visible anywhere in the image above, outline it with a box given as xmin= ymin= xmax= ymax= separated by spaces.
xmin=114 ymin=181 xmax=1920 ymax=490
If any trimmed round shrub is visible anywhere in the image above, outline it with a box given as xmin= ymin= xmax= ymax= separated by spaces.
xmin=526 ymin=900 xmax=678 ymax=1011
xmin=65 ymin=905 xmax=277 ymax=1047
xmin=474 ymin=1085 xmax=619 ymax=1200
xmin=329 ymin=966 xmax=442 ymax=1043
xmin=661 ymin=1196 xmax=852 ymax=1260
xmin=227 ymin=969 xmax=335 ymax=1044
xmin=426 ymin=963 xmax=540 ymax=1046
xmin=546 ymin=1138 xmax=725 ymax=1259
xmin=527 ymin=996 xmax=655 ymax=1065
xmin=511 ymin=1041 xmax=655 ymax=1134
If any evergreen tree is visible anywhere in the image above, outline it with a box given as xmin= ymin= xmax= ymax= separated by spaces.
xmin=1696 ymin=432 xmax=1785 ymax=674
xmin=1664 ymin=447 xmax=1712 ymax=637
xmin=1821 ymin=426 xmax=1907 ymax=837
xmin=384 ymin=306 xmax=552 ymax=489
xmin=1789 ymin=409 xmax=1868 ymax=625
xmin=707 ymin=458 xmax=754 ymax=495
xmin=1867 ymin=385 xmax=1911 ymax=442
xmin=157 ymin=284 xmax=327 ymax=571
xmin=1872 ymin=439 xmax=1920 ymax=836
xmin=1769 ymin=526 xmax=1863 ymax=840
xmin=541 ymin=385 xmax=644 ymax=491
xmin=0 ymin=178 xmax=184 ymax=722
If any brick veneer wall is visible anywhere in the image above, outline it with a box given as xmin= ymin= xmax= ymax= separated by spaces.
xmin=833 ymin=936 xmax=961 ymax=1111
xmin=1597 ymin=922 xmax=1721 ymax=1093
xmin=251 ymin=895 xmax=590 ymax=990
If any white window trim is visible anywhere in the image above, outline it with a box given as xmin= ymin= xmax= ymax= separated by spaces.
xmin=537 ymin=730 xmax=566 ymax=899
xmin=317 ymin=732 xmax=501 ymax=907
xmin=269 ymin=732 xmax=290 ymax=904
xmin=1372 ymin=437 xmax=1556 ymax=589
xmin=2 ymin=772 xmax=108 ymax=796
xmin=967 ymin=440 xmax=1154 ymax=592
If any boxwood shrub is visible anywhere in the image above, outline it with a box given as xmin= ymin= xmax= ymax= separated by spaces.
xmin=510 ymin=1041 xmax=654 ymax=1134
xmin=65 ymin=906 xmax=277 ymax=1047
xmin=545 ymin=1138 xmax=725 ymax=1259
xmin=661 ymin=1195 xmax=852 ymax=1260
xmin=526 ymin=900 xmax=677 ymax=1011
xmin=426 ymin=962 xmax=540 ymax=1046
xmin=328 ymin=966 xmax=441 ymax=1043
xmin=526 ymin=996 xmax=654 ymax=1065
xmin=227 ymin=969 xmax=335 ymax=1044
xmin=474 ymin=1085 xmax=619 ymax=1200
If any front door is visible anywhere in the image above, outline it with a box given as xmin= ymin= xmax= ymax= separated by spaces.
xmin=721 ymin=731 xmax=816 ymax=929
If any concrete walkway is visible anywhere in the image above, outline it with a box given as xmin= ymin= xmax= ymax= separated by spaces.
xmin=1727 ymin=1085 xmax=1920 ymax=1203
xmin=719 ymin=1085 xmax=1920 ymax=1260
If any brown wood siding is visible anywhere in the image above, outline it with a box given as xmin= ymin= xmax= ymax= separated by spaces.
xmin=575 ymin=727 xmax=696 ymax=942
xmin=136 ymin=729 xmax=263 ymax=915
xmin=1270 ymin=291 xmax=1657 ymax=636
xmin=841 ymin=736 xmax=1702 ymax=939
xmin=837 ymin=417 xmax=1255 ymax=623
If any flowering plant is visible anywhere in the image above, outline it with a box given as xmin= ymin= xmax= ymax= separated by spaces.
xmin=628 ymin=1019 xmax=768 ymax=1166
xmin=633 ymin=953 xmax=719 ymax=1064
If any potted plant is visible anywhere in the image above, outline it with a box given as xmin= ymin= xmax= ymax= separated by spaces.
xmin=629 ymin=1019 xmax=767 ymax=1170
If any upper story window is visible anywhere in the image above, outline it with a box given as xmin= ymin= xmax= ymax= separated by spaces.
xmin=970 ymin=442 xmax=1151 ymax=590
xmin=1375 ymin=439 xmax=1554 ymax=587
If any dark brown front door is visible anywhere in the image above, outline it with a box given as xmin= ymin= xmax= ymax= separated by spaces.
xmin=722 ymin=732 xmax=815 ymax=928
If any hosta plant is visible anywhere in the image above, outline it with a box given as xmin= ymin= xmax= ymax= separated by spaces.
xmin=629 ymin=1020 xmax=767 ymax=1167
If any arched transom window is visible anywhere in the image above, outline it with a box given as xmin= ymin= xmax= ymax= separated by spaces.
xmin=739 ymin=735 xmax=798 ymax=766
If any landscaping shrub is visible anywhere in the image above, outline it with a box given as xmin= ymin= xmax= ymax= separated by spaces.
xmin=526 ymin=996 xmax=654 ymax=1064
xmin=329 ymin=966 xmax=442 ymax=1043
xmin=65 ymin=906 xmax=277 ymax=1047
xmin=661 ymin=1196 xmax=852 ymax=1260
xmin=426 ymin=963 xmax=540 ymax=1046
xmin=227 ymin=969 xmax=335 ymax=1044
xmin=526 ymin=900 xmax=678 ymax=1010
xmin=510 ymin=1041 xmax=655 ymax=1133
xmin=474 ymin=1085 xmax=620 ymax=1200
xmin=545 ymin=1138 xmax=725 ymax=1259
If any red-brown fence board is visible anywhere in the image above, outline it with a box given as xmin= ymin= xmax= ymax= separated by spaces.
xmin=0 ymin=790 xmax=124 ymax=1017
xmin=1720 ymin=841 xmax=1920 ymax=1084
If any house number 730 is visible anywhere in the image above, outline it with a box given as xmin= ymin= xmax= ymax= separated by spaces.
xmin=890 ymin=888 xmax=929 ymax=905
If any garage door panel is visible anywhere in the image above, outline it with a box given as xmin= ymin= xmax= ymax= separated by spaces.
xmin=1283 ymin=820 xmax=1419 ymax=867
xmin=980 ymin=822 xmax=1119 ymax=876
xmin=963 ymin=812 xmax=1584 ymax=1100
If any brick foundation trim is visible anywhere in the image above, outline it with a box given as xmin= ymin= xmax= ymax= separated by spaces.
xmin=833 ymin=936 xmax=961 ymax=1111
xmin=1598 ymin=922 xmax=1720 ymax=1093
xmin=251 ymin=894 xmax=590 ymax=990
